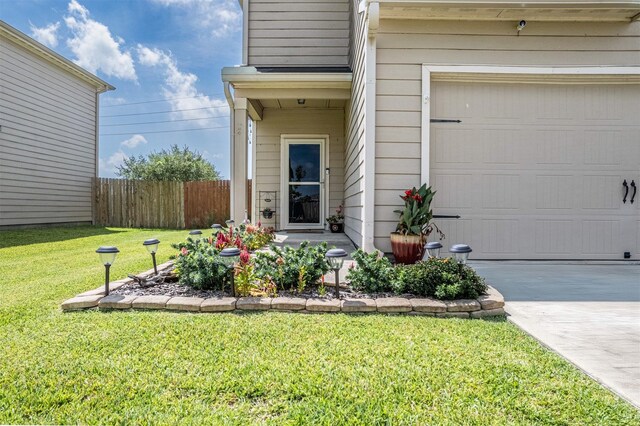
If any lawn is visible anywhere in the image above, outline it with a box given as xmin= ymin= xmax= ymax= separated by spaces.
xmin=0 ymin=226 xmax=638 ymax=425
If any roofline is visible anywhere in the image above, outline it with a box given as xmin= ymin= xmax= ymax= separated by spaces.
xmin=379 ymin=0 xmax=640 ymax=7
xmin=0 ymin=20 xmax=115 ymax=93
xmin=222 ymin=66 xmax=352 ymax=89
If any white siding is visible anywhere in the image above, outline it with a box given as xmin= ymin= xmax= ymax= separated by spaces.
xmin=248 ymin=0 xmax=350 ymax=67
xmin=0 ymin=35 xmax=97 ymax=226
xmin=343 ymin=0 xmax=366 ymax=247
xmin=373 ymin=19 xmax=640 ymax=252
xmin=254 ymin=108 xmax=344 ymax=228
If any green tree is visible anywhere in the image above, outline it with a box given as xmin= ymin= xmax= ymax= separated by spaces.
xmin=116 ymin=145 xmax=221 ymax=181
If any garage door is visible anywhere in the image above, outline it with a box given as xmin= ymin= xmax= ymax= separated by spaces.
xmin=430 ymin=82 xmax=639 ymax=260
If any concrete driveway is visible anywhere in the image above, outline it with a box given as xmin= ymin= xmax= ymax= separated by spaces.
xmin=470 ymin=262 xmax=640 ymax=409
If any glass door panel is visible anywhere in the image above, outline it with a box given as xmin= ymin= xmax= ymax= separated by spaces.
xmin=285 ymin=142 xmax=323 ymax=227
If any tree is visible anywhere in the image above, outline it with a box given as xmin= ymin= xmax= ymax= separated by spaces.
xmin=116 ymin=145 xmax=221 ymax=181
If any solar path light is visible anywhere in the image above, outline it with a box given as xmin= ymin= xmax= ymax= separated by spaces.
xmin=220 ymin=247 xmax=241 ymax=297
xmin=325 ymin=248 xmax=348 ymax=297
xmin=423 ymin=241 xmax=443 ymax=260
xmin=96 ymin=246 xmax=119 ymax=296
xmin=143 ymin=238 xmax=160 ymax=275
xmin=449 ymin=244 xmax=472 ymax=277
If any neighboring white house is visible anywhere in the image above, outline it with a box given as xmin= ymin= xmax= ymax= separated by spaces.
xmin=223 ymin=0 xmax=640 ymax=260
xmin=0 ymin=20 xmax=113 ymax=228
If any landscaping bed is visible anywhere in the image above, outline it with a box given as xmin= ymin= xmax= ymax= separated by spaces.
xmin=62 ymin=260 xmax=506 ymax=318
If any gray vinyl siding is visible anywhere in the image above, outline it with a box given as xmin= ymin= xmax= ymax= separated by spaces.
xmin=254 ymin=108 xmax=345 ymax=229
xmin=248 ymin=0 xmax=350 ymax=67
xmin=0 ymin=35 xmax=97 ymax=226
xmin=373 ymin=19 xmax=640 ymax=253
xmin=343 ymin=0 xmax=366 ymax=247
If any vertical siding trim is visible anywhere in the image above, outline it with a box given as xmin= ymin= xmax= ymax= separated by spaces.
xmin=421 ymin=67 xmax=431 ymax=185
xmin=243 ymin=0 xmax=250 ymax=65
xmin=363 ymin=2 xmax=379 ymax=252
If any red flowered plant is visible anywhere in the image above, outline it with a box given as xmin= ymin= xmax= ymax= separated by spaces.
xmin=394 ymin=184 xmax=443 ymax=239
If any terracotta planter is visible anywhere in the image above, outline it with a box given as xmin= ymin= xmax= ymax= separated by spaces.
xmin=329 ymin=223 xmax=344 ymax=233
xmin=390 ymin=233 xmax=425 ymax=264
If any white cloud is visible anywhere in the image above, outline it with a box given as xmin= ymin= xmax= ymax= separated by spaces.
xmin=99 ymin=150 xmax=128 ymax=175
xmin=137 ymin=45 xmax=228 ymax=127
xmin=101 ymin=96 xmax=127 ymax=106
xmin=120 ymin=134 xmax=148 ymax=149
xmin=64 ymin=0 xmax=137 ymax=81
xmin=30 ymin=22 xmax=60 ymax=48
xmin=150 ymin=0 xmax=241 ymax=38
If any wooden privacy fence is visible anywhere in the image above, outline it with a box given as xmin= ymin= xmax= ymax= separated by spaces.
xmin=93 ymin=178 xmax=251 ymax=229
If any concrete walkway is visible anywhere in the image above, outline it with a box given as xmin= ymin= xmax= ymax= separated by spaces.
xmin=471 ymin=262 xmax=640 ymax=409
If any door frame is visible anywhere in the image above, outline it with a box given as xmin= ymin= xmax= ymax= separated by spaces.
xmin=280 ymin=134 xmax=329 ymax=230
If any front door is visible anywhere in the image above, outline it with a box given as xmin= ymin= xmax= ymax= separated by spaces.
xmin=281 ymin=138 xmax=325 ymax=229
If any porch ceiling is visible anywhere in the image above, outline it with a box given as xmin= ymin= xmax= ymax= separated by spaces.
xmin=260 ymin=99 xmax=346 ymax=109
xmin=380 ymin=1 xmax=640 ymax=22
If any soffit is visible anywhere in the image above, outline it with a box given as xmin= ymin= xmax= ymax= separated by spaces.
xmin=380 ymin=2 xmax=640 ymax=22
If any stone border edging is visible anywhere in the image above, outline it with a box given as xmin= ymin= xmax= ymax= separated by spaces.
xmin=61 ymin=262 xmax=506 ymax=318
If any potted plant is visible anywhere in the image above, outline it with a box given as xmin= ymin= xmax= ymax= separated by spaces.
xmin=326 ymin=205 xmax=344 ymax=233
xmin=390 ymin=184 xmax=443 ymax=264
xmin=262 ymin=207 xmax=274 ymax=219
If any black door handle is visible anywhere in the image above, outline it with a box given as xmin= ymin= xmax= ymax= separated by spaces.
xmin=623 ymin=180 xmax=629 ymax=204
xmin=631 ymin=180 xmax=637 ymax=204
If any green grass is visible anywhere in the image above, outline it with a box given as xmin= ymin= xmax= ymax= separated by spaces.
xmin=0 ymin=226 xmax=638 ymax=425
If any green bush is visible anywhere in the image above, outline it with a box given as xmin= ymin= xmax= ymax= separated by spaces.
xmin=171 ymin=237 xmax=229 ymax=290
xmin=396 ymin=257 xmax=487 ymax=299
xmin=346 ymin=249 xmax=397 ymax=293
xmin=253 ymin=241 xmax=330 ymax=292
xmin=348 ymin=251 xmax=487 ymax=299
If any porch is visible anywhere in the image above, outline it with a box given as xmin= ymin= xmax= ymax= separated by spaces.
xmin=222 ymin=66 xmax=352 ymax=235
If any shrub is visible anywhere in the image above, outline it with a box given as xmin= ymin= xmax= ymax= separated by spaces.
xmin=253 ymin=241 xmax=330 ymax=292
xmin=346 ymin=249 xmax=397 ymax=293
xmin=171 ymin=237 xmax=229 ymax=290
xmin=348 ymin=251 xmax=487 ymax=299
xmin=395 ymin=257 xmax=486 ymax=299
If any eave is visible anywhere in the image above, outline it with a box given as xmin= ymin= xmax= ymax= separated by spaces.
xmin=221 ymin=66 xmax=353 ymax=100
xmin=378 ymin=0 xmax=640 ymax=22
xmin=0 ymin=20 xmax=115 ymax=93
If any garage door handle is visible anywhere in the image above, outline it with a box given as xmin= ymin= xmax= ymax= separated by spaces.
xmin=631 ymin=180 xmax=637 ymax=204
xmin=623 ymin=180 xmax=629 ymax=204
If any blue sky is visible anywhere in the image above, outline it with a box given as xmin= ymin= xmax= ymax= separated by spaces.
xmin=2 ymin=0 xmax=242 ymax=178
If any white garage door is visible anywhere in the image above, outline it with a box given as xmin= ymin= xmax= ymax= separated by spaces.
xmin=430 ymin=82 xmax=639 ymax=260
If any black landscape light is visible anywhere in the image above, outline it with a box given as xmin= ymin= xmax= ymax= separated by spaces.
xmin=143 ymin=238 xmax=160 ymax=275
xmin=211 ymin=224 xmax=223 ymax=235
xmin=424 ymin=241 xmax=443 ymax=259
xmin=325 ymin=248 xmax=348 ymax=297
xmin=449 ymin=244 xmax=472 ymax=276
xmin=96 ymin=246 xmax=119 ymax=296
xmin=220 ymin=247 xmax=241 ymax=297
xmin=225 ymin=219 xmax=235 ymax=227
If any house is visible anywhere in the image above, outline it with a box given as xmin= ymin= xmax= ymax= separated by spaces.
xmin=222 ymin=1 xmax=640 ymax=260
xmin=0 ymin=20 xmax=113 ymax=228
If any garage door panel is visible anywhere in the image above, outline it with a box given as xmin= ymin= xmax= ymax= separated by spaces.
xmin=430 ymin=82 xmax=639 ymax=260
xmin=535 ymin=175 xmax=575 ymax=210
xmin=535 ymin=220 xmax=576 ymax=255
xmin=581 ymin=220 xmax=621 ymax=255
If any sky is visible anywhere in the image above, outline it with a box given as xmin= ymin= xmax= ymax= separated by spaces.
xmin=2 ymin=0 xmax=242 ymax=178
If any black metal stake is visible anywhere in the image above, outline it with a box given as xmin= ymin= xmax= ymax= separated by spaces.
xmin=229 ymin=266 xmax=236 ymax=297
xmin=151 ymin=252 xmax=158 ymax=275
xmin=334 ymin=268 xmax=340 ymax=297
xmin=105 ymin=264 xmax=111 ymax=296
xmin=458 ymin=263 xmax=464 ymax=279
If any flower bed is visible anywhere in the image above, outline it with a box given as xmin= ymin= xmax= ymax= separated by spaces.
xmin=63 ymin=229 xmax=504 ymax=318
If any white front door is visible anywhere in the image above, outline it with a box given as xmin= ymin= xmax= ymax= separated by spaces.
xmin=281 ymin=138 xmax=326 ymax=229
